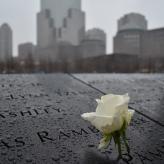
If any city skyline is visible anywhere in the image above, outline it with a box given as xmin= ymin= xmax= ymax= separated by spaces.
xmin=0 ymin=0 xmax=164 ymax=56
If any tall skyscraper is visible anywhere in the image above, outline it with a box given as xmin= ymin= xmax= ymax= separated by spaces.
xmin=37 ymin=9 xmax=56 ymax=48
xmin=38 ymin=0 xmax=85 ymax=47
xmin=41 ymin=0 xmax=81 ymax=28
xmin=0 ymin=23 xmax=13 ymax=62
xmin=36 ymin=0 xmax=85 ymax=62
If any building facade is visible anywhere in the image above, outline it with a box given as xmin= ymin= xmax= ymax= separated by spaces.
xmin=85 ymin=28 xmax=106 ymax=45
xmin=79 ymin=40 xmax=106 ymax=58
xmin=41 ymin=0 xmax=81 ymax=28
xmin=0 ymin=23 xmax=13 ymax=62
xmin=18 ymin=42 xmax=35 ymax=62
xmin=37 ymin=0 xmax=86 ymax=61
xmin=141 ymin=28 xmax=164 ymax=57
xmin=114 ymin=13 xmax=164 ymax=58
xmin=37 ymin=9 xmax=56 ymax=48
xmin=79 ymin=28 xmax=107 ymax=58
xmin=114 ymin=28 xmax=164 ymax=58
xmin=118 ymin=13 xmax=147 ymax=32
xmin=38 ymin=0 xmax=84 ymax=46
xmin=114 ymin=29 xmax=143 ymax=55
xmin=57 ymin=8 xmax=85 ymax=45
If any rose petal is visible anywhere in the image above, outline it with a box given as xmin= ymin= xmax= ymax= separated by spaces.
xmin=101 ymin=113 xmax=124 ymax=134
xmin=81 ymin=112 xmax=113 ymax=132
xmin=96 ymin=97 xmax=117 ymax=115
xmin=115 ymin=102 xmax=129 ymax=117
xmin=101 ymin=94 xmax=115 ymax=102
xmin=126 ymin=109 xmax=135 ymax=124
xmin=81 ymin=112 xmax=95 ymax=120
xmin=96 ymin=94 xmax=130 ymax=116
xmin=81 ymin=93 xmax=134 ymax=135
xmin=95 ymin=99 xmax=101 ymax=104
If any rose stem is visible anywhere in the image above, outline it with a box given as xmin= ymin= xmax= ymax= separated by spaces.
xmin=122 ymin=130 xmax=130 ymax=154
xmin=117 ymin=136 xmax=122 ymax=159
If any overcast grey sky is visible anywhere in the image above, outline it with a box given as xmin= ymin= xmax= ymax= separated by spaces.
xmin=0 ymin=0 xmax=164 ymax=55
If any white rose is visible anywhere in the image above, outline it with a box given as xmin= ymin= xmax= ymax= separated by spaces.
xmin=81 ymin=93 xmax=134 ymax=135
